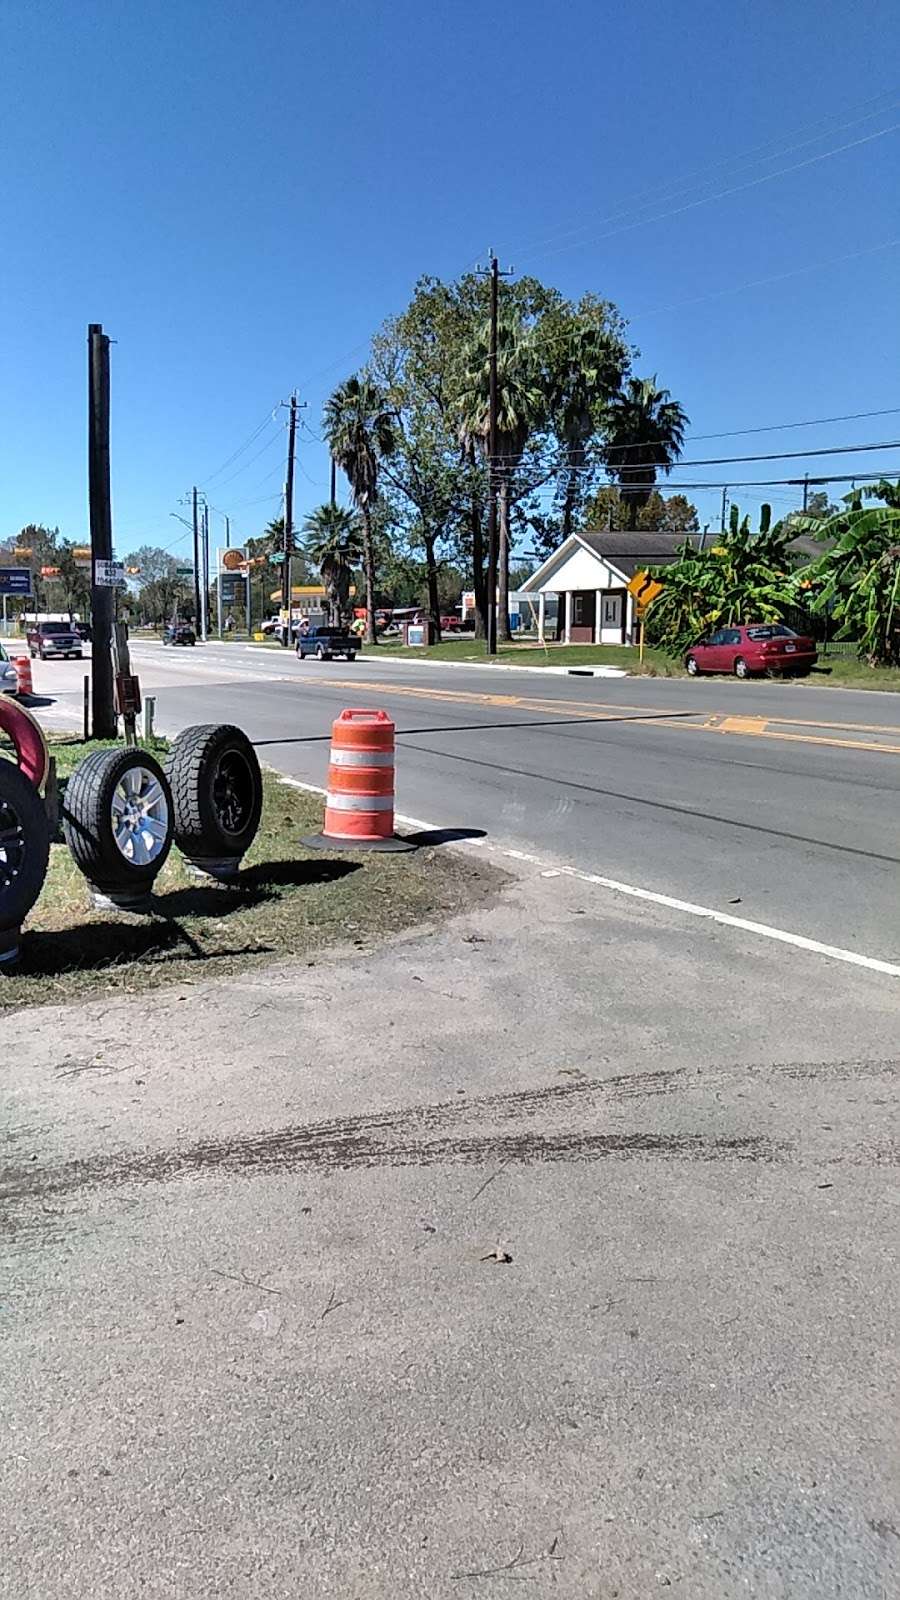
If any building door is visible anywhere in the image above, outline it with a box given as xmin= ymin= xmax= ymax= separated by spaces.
xmin=601 ymin=592 xmax=623 ymax=639
xmin=570 ymin=590 xmax=596 ymax=644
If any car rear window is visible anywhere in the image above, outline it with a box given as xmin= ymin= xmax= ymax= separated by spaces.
xmin=746 ymin=625 xmax=798 ymax=641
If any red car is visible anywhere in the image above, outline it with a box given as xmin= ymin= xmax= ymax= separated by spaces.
xmin=685 ymin=624 xmax=817 ymax=679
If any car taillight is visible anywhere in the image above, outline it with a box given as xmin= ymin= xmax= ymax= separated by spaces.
xmin=762 ymin=641 xmax=780 ymax=652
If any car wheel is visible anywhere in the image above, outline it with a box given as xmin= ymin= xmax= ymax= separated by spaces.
xmin=347 ymin=651 xmax=356 ymax=661
xmin=163 ymin=723 xmax=262 ymax=878
xmin=0 ymin=760 xmax=51 ymax=965
xmin=685 ymin=654 xmax=699 ymax=675
xmin=0 ymin=699 xmax=50 ymax=788
xmin=62 ymin=748 xmax=173 ymax=905
xmin=734 ymin=656 xmax=750 ymax=679
xmin=316 ymin=645 xmax=326 ymax=660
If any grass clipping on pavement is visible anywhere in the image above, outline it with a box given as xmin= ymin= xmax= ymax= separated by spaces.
xmin=1 ymin=741 xmax=503 ymax=1010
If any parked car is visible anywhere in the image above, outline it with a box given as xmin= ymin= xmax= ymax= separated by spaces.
xmin=260 ymin=616 xmax=280 ymax=637
xmin=0 ymin=641 xmax=18 ymax=693
xmin=26 ymin=620 xmax=83 ymax=660
xmin=163 ymin=623 xmax=197 ymax=647
xmin=685 ymin=624 xmax=817 ymax=679
xmin=296 ymin=625 xmax=358 ymax=661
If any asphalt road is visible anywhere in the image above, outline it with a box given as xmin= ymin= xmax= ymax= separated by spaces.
xmin=5 ymin=640 xmax=900 ymax=1597
xmin=39 ymin=638 xmax=900 ymax=968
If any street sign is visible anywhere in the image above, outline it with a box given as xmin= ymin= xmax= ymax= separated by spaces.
xmin=94 ymin=559 xmax=126 ymax=588
xmin=0 ymin=567 xmax=33 ymax=597
xmin=269 ymin=553 xmax=284 ymax=566
xmin=627 ymin=570 xmax=664 ymax=610
xmin=175 ymin=565 xmax=193 ymax=579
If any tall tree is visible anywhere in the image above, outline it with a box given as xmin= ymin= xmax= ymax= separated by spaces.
xmin=302 ymin=504 xmax=363 ymax=624
xmin=603 ymin=377 xmax=688 ymax=528
xmin=323 ymin=375 xmax=396 ymax=644
xmin=458 ymin=313 xmax=545 ymax=640
xmin=582 ymin=486 xmax=699 ymax=533
xmin=538 ymin=306 xmax=630 ymax=538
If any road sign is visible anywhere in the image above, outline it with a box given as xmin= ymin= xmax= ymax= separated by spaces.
xmin=627 ymin=570 xmax=664 ymax=609
xmin=175 ymin=565 xmax=193 ymax=579
xmin=0 ymin=567 xmax=33 ymax=597
xmin=94 ymin=559 xmax=126 ymax=588
xmin=269 ymin=552 xmax=284 ymax=566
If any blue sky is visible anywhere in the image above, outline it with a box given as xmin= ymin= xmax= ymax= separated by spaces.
xmin=2 ymin=0 xmax=899 ymax=561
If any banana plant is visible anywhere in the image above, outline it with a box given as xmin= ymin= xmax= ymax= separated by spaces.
xmin=800 ymin=480 xmax=900 ymax=664
xmin=646 ymin=504 xmax=796 ymax=658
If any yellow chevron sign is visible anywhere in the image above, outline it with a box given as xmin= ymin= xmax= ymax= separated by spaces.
xmin=627 ymin=570 xmax=664 ymax=609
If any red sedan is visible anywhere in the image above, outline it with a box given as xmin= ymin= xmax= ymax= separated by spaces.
xmin=685 ymin=624 xmax=817 ymax=679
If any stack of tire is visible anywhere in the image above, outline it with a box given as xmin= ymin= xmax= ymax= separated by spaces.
xmin=0 ymin=699 xmax=52 ymax=969
xmin=61 ymin=725 xmax=263 ymax=907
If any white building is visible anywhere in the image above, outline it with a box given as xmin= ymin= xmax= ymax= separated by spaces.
xmin=519 ymin=530 xmax=701 ymax=645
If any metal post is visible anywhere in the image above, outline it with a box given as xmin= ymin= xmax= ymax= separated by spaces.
xmin=88 ymin=323 xmax=117 ymax=738
xmin=281 ymin=392 xmax=297 ymax=647
xmin=201 ymin=503 xmax=209 ymax=641
xmin=486 ymin=256 xmax=499 ymax=656
xmin=191 ymin=487 xmax=202 ymax=633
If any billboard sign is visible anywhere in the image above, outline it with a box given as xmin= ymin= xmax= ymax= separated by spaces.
xmin=0 ymin=567 xmax=33 ymax=597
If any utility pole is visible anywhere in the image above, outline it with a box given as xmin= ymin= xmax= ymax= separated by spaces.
xmin=191 ymin=487 xmax=202 ymax=632
xmin=281 ymin=392 xmax=298 ymax=647
xmin=201 ymin=500 xmax=210 ymax=642
xmin=224 ymin=514 xmax=231 ymax=548
xmin=802 ymin=474 xmax=809 ymax=513
xmin=720 ymin=486 xmax=729 ymax=534
xmin=486 ymin=257 xmax=500 ymax=655
xmin=88 ymin=323 xmax=116 ymax=738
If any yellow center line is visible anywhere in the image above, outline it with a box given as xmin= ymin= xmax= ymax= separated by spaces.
xmin=291 ymin=676 xmax=900 ymax=760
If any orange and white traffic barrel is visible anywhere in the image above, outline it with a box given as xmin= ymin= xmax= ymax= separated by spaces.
xmin=303 ymin=708 xmax=413 ymax=852
xmin=15 ymin=656 xmax=33 ymax=697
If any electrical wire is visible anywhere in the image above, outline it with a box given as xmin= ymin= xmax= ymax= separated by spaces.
xmin=199 ymin=407 xmax=281 ymax=486
xmin=211 ymin=423 xmax=287 ymax=491
xmin=509 ymin=89 xmax=900 ymax=260
xmin=523 ymin=121 xmax=900 ymax=266
xmin=496 ymin=437 xmax=900 ymax=472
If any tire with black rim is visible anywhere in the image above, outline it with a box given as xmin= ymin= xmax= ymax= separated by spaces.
xmin=163 ymin=724 xmax=262 ymax=867
xmin=62 ymin=747 xmax=173 ymax=900
xmin=316 ymin=644 xmax=329 ymax=661
xmin=0 ymin=759 xmax=50 ymax=943
xmin=685 ymin=654 xmax=699 ymax=676
xmin=734 ymin=656 xmax=750 ymax=679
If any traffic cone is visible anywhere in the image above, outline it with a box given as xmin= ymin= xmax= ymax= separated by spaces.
xmin=302 ymin=708 xmax=414 ymax=852
xmin=15 ymin=657 xmax=33 ymax=697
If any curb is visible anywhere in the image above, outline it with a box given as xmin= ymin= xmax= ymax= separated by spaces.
xmin=238 ymin=645 xmax=629 ymax=680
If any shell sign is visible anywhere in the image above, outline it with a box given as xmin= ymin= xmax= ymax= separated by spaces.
xmin=219 ymin=547 xmax=246 ymax=573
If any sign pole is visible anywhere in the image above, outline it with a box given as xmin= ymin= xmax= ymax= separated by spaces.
xmin=639 ymin=612 xmax=645 ymax=665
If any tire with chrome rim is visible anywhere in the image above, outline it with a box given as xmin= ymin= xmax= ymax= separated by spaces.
xmin=163 ymin=724 xmax=262 ymax=876
xmin=0 ymin=759 xmax=50 ymax=962
xmin=62 ymin=748 xmax=173 ymax=902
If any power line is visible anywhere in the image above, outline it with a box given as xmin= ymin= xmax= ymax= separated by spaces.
xmin=686 ymin=406 xmax=900 ymax=444
xmin=212 ymin=422 xmax=287 ymax=490
xmin=510 ymin=89 xmax=900 ymax=260
xmin=199 ymin=406 xmax=280 ymax=486
xmin=525 ymin=120 xmax=900 ymax=266
xmin=629 ymin=235 xmax=900 ymax=324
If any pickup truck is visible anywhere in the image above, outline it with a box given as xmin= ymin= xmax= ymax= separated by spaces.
xmin=26 ymin=620 xmax=84 ymax=660
xmin=295 ymin=625 xmax=358 ymax=661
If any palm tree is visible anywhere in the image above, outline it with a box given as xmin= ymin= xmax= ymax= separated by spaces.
xmin=604 ymin=377 xmax=688 ymax=530
xmin=458 ymin=317 xmax=544 ymax=640
xmin=323 ymin=376 xmax=396 ymax=643
xmin=302 ymin=504 xmax=363 ymax=625
xmin=546 ymin=323 xmax=627 ymax=539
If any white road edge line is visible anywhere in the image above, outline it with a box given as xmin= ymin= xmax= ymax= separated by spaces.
xmin=279 ymin=773 xmax=900 ymax=980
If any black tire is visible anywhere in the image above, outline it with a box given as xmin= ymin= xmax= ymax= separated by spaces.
xmin=734 ymin=656 xmax=750 ymax=679
xmin=316 ymin=645 xmax=326 ymax=660
xmin=0 ymin=760 xmax=50 ymax=932
xmin=163 ymin=724 xmax=262 ymax=862
xmin=347 ymin=651 xmax=356 ymax=661
xmin=62 ymin=747 xmax=173 ymax=897
xmin=685 ymin=654 xmax=699 ymax=675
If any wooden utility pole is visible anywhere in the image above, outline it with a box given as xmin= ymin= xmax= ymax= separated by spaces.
xmin=802 ymin=474 xmax=810 ymax=512
xmin=88 ymin=323 xmax=116 ymax=738
xmin=281 ymin=392 xmax=298 ymax=647
xmin=191 ymin=487 xmax=202 ymax=631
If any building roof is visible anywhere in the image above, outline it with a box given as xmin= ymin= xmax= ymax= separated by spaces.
xmin=578 ymin=529 xmax=702 ymax=577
